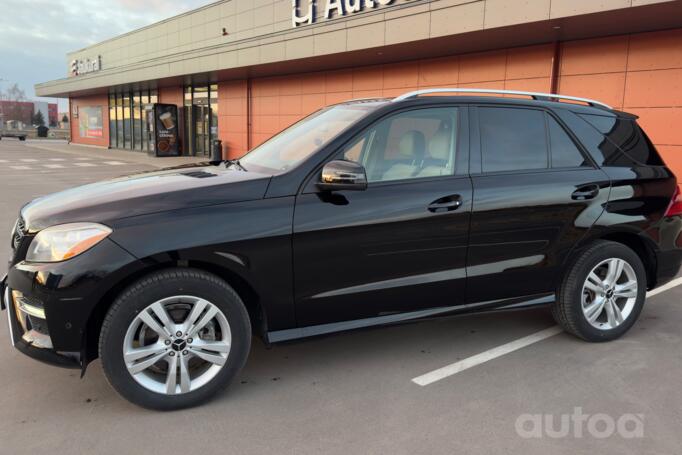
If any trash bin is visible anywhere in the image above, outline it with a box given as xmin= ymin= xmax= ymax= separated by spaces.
xmin=211 ymin=139 xmax=223 ymax=163
xmin=36 ymin=126 xmax=49 ymax=138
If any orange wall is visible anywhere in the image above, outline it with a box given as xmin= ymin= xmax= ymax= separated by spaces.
xmin=158 ymin=86 xmax=183 ymax=106
xmin=218 ymin=81 xmax=249 ymax=159
xmin=218 ymin=28 xmax=682 ymax=177
xmin=245 ymin=43 xmax=555 ymax=152
xmin=558 ymin=29 xmax=682 ymax=175
xmin=70 ymin=94 xmax=109 ymax=147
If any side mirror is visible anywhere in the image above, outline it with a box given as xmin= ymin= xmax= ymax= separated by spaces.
xmin=317 ymin=160 xmax=368 ymax=192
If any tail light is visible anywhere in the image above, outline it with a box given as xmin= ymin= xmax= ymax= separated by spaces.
xmin=665 ymin=186 xmax=682 ymax=217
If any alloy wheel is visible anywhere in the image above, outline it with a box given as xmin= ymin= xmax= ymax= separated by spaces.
xmin=123 ymin=296 xmax=232 ymax=395
xmin=581 ymin=258 xmax=638 ymax=331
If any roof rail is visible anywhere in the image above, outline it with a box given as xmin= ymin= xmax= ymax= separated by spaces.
xmin=341 ymin=97 xmax=391 ymax=104
xmin=392 ymin=88 xmax=613 ymax=110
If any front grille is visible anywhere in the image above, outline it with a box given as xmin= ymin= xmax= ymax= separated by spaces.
xmin=11 ymin=216 xmax=26 ymax=251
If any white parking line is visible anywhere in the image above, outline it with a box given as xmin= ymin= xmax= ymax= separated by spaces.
xmin=104 ymin=161 xmax=126 ymax=165
xmin=412 ymin=326 xmax=563 ymax=386
xmin=646 ymin=276 xmax=682 ymax=297
xmin=49 ymin=158 xmax=65 ymax=162
xmin=9 ymin=165 xmax=31 ymax=170
xmin=20 ymin=159 xmax=38 ymax=162
xmin=74 ymin=162 xmax=96 ymax=167
xmin=44 ymin=164 xmax=65 ymax=169
xmin=412 ymin=277 xmax=682 ymax=386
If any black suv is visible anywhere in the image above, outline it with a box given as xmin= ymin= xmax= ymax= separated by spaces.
xmin=2 ymin=89 xmax=681 ymax=410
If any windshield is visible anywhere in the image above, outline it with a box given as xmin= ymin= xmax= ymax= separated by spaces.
xmin=238 ymin=103 xmax=381 ymax=174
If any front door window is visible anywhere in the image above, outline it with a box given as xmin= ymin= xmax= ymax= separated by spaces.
xmin=340 ymin=107 xmax=459 ymax=182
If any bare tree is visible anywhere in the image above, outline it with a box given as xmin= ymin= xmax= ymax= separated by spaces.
xmin=0 ymin=83 xmax=29 ymax=126
xmin=0 ymin=83 xmax=27 ymax=101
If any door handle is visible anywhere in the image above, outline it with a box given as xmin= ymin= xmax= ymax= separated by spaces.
xmin=428 ymin=195 xmax=462 ymax=213
xmin=571 ymin=185 xmax=600 ymax=200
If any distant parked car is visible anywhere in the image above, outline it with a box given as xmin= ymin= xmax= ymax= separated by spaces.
xmin=2 ymin=88 xmax=682 ymax=410
xmin=0 ymin=131 xmax=26 ymax=141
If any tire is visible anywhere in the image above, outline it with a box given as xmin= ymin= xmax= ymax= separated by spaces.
xmin=99 ymin=268 xmax=251 ymax=410
xmin=552 ymin=240 xmax=647 ymax=342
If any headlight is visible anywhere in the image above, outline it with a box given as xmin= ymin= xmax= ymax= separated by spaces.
xmin=26 ymin=223 xmax=112 ymax=263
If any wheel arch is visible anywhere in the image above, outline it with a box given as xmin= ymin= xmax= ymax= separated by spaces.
xmin=567 ymin=229 xmax=657 ymax=290
xmin=82 ymin=257 xmax=266 ymax=368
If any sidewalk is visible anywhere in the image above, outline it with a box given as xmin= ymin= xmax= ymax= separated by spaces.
xmin=26 ymin=140 xmax=207 ymax=169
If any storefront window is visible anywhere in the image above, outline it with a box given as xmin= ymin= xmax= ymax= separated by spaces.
xmin=141 ymin=91 xmax=150 ymax=151
xmin=106 ymin=88 xmax=177 ymax=152
xmin=79 ymin=106 xmax=104 ymax=138
xmin=115 ymin=93 xmax=124 ymax=148
xmin=133 ymin=93 xmax=142 ymax=150
xmin=210 ymin=84 xmax=219 ymax=144
xmin=109 ymin=94 xmax=117 ymax=148
xmin=122 ymin=93 xmax=131 ymax=148
xmin=184 ymin=86 xmax=192 ymax=107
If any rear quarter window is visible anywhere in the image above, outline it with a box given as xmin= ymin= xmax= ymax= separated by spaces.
xmin=579 ymin=114 xmax=664 ymax=166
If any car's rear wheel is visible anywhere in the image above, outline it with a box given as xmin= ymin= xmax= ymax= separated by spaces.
xmin=552 ymin=240 xmax=647 ymax=342
xmin=99 ymin=268 xmax=251 ymax=410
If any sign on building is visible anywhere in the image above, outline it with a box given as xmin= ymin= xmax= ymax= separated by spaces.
xmin=292 ymin=0 xmax=406 ymax=27
xmin=70 ymin=56 xmax=102 ymax=77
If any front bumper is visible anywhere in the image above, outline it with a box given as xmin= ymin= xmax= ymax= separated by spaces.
xmin=2 ymin=238 xmax=140 ymax=370
xmin=1 ymin=274 xmax=80 ymax=369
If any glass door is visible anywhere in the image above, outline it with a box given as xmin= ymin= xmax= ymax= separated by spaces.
xmin=195 ymin=105 xmax=211 ymax=156
xmin=182 ymin=84 xmax=218 ymax=157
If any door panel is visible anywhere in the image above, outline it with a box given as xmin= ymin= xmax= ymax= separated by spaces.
xmin=467 ymin=105 xmax=610 ymax=304
xmin=467 ymin=169 xmax=609 ymax=303
xmin=293 ymin=178 xmax=472 ymax=326
xmin=293 ymin=105 xmax=471 ymax=327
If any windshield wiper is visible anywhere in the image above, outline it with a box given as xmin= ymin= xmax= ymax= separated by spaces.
xmin=226 ymin=159 xmax=248 ymax=171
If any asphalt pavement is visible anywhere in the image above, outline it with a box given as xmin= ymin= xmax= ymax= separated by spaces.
xmin=0 ymin=139 xmax=680 ymax=455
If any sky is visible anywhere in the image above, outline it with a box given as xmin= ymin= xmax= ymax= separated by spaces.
xmin=0 ymin=0 xmax=212 ymax=111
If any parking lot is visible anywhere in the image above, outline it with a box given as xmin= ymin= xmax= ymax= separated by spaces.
xmin=1 ymin=139 xmax=681 ymax=454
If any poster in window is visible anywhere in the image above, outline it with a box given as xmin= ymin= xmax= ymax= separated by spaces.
xmin=151 ymin=104 xmax=180 ymax=157
xmin=79 ymin=106 xmax=103 ymax=138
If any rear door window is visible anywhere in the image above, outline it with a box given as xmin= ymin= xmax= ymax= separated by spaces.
xmin=479 ymin=107 xmax=548 ymax=173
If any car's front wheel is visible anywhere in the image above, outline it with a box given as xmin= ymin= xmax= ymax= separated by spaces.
xmin=99 ymin=269 xmax=251 ymax=410
xmin=552 ymin=240 xmax=647 ymax=342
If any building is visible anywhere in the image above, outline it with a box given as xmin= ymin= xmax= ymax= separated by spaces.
xmin=0 ymin=100 xmax=59 ymax=127
xmin=32 ymin=101 xmax=60 ymax=127
xmin=35 ymin=0 xmax=682 ymax=174
xmin=0 ymin=101 xmax=34 ymax=127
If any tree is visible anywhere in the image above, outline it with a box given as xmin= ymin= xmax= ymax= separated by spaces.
xmin=32 ymin=110 xmax=45 ymax=127
xmin=0 ymin=82 xmax=28 ymax=124
xmin=0 ymin=83 xmax=27 ymax=101
xmin=61 ymin=114 xmax=69 ymax=123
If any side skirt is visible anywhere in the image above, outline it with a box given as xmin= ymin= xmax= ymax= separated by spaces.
xmin=267 ymin=293 xmax=554 ymax=343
